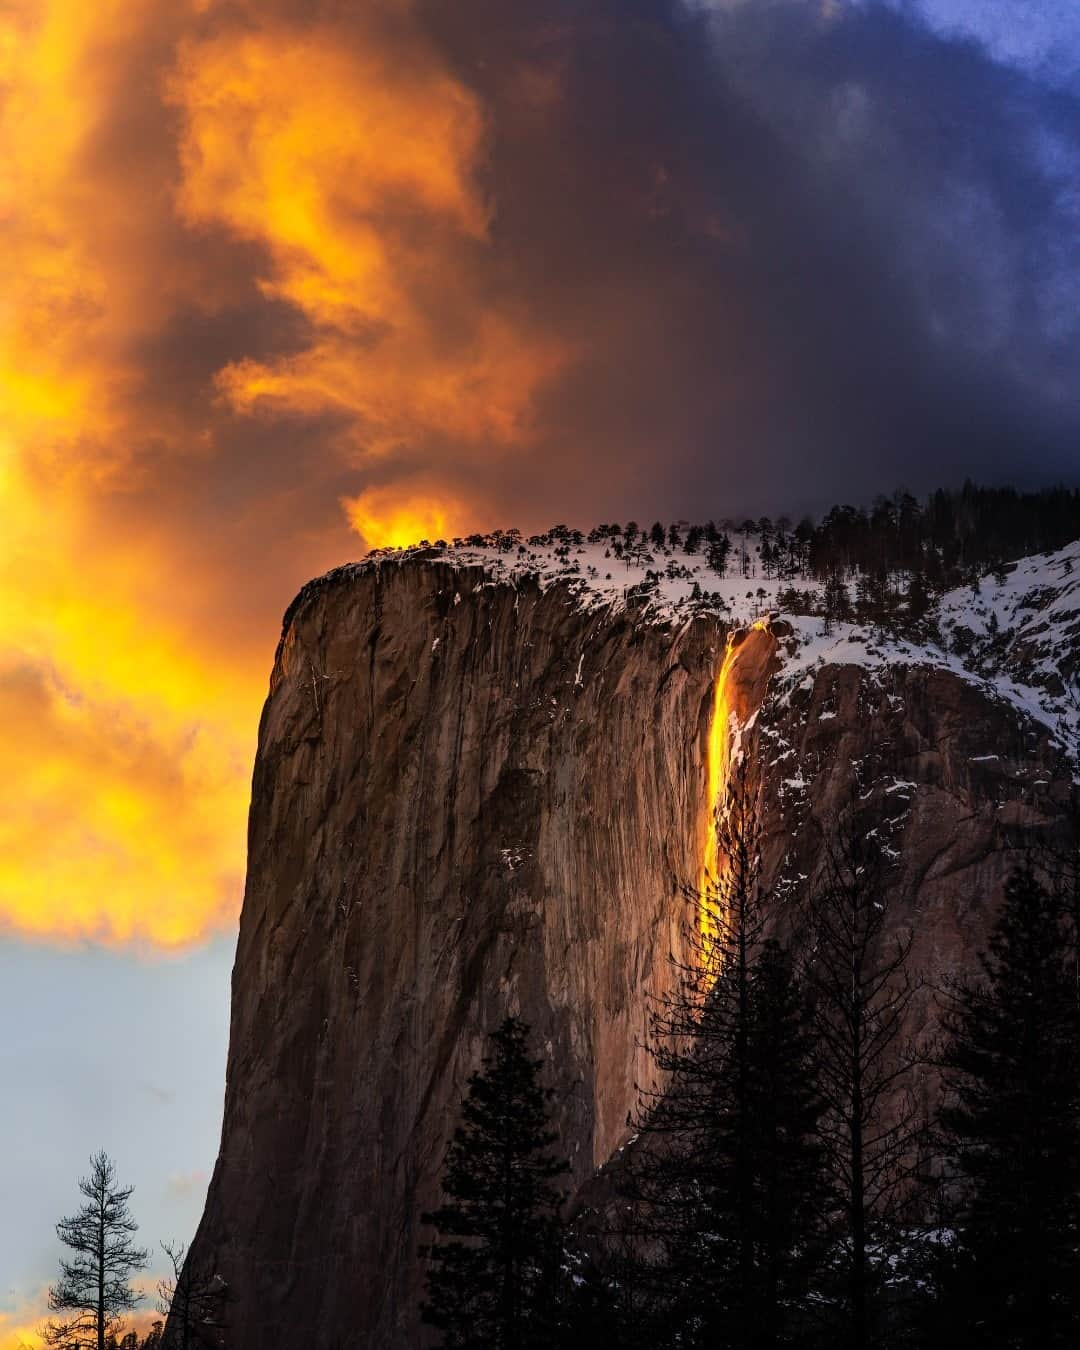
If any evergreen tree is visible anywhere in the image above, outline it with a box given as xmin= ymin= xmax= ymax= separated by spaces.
xmin=936 ymin=866 xmax=1080 ymax=1348
xmin=741 ymin=939 xmax=831 ymax=1347
xmin=421 ymin=1017 xmax=569 ymax=1350
xmin=904 ymin=568 xmax=933 ymax=628
xmin=799 ymin=806 xmax=923 ymax=1350
xmin=706 ymin=535 xmax=731 ymax=578
xmin=551 ymin=1254 xmax=624 ymax=1350
xmin=44 ymin=1152 xmax=148 ymax=1350
xmin=623 ymin=772 xmax=828 ymax=1348
xmin=822 ymin=574 xmax=852 ymax=634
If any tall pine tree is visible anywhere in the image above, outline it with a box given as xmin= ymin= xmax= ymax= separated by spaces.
xmin=936 ymin=865 xmax=1080 ymax=1348
xmin=799 ymin=802 xmax=923 ymax=1350
xmin=744 ymin=940 xmax=830 ymax=1349
xmin=421 ymin=1017 xmax=569 ymax=1350
xmin=44 ymin=1152 xmax=148 ymax=1350
xmin=623 ymin=770 xmax=828 ymax=1348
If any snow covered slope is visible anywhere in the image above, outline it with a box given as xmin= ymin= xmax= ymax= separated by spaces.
xmin=349 ymin=529 xmax=1080 ymax=767
xmin=937 ymin=543 xmax=1080 ymax=758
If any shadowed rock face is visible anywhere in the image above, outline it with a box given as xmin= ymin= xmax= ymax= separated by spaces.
xmin=185 ymin=560 xmax=1075 ymax=1350
xmin=752 ymin=656 xmax=1077 ymax=1053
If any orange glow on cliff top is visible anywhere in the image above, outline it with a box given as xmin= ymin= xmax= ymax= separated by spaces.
xmin=0 ymin=0 xmax=566 ymax=948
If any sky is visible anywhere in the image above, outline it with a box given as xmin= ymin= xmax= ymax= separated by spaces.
xmin=2 ymin=0 xmax=1079 ymax=1339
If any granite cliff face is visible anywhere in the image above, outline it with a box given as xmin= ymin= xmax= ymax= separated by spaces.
xmin=751 ymin=654 xmax=1076 ymax=1059
xmin=189 ymin=561 xmax=741 ymax=1347
xmin=185 ymin=537 xmax=1078 ymax=1350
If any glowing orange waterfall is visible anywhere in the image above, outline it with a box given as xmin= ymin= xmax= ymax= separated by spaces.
xmin=698 ymin=620 xmax=771 ymax=960
xmin=699 ymin=634 xmax=740 ymax=952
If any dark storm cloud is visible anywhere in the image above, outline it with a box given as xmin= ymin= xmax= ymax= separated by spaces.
xmin=419 ymin=0 xmax=1080 ymax=520
xmin=63 ymin=0 xmax=1079 ymax=528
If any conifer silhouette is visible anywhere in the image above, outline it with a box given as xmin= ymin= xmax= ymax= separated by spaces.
xmin=937 ymin=865 xmax=1080 ymax=1348
xmin=421 ymin=1017 xmax=569 ymax=1350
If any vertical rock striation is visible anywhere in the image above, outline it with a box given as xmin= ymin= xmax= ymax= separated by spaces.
xmin=187 ymin=561 xmax=732 ymax=1347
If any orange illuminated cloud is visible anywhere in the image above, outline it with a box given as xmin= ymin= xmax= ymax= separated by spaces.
xmin=343 ymin=486 xmax=465 ymax=550
xmin=0 ymin=0 xmax=251 ymax=947
xmin=0 ymin=0 xmax=566 ymax=948
xmin=0 ymin=1285 xmax=164 ymax=1350
xmin=168 ymin=21 xmax=564 ymax=453
xmin=0 ymin=1285 xmax=47 ymax=1350
xmin=0 ymin=1318 xmax=43 ymax=1350
xmin=0 ymin=448 xmax=255 ymax=947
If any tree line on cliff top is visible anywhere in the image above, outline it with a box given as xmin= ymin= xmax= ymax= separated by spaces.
xmin=415 ymin=482 xmax=1080 ymax=638
xmin=584 ymin=482 xmax=1080 ymax=587
xmin=435 ymin=482 xmax=1080 ymax=591
xmin=422 ymin=788 xmax=1080 ymax=1350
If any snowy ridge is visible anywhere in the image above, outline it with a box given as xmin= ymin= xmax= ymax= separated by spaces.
xmin=366 ymin=528 xmax=775 ymax=624
xmin=341 ymin=530 xmax=1079 ymax=765
xmin=773 ymin=547 xmax=1079 ymax=765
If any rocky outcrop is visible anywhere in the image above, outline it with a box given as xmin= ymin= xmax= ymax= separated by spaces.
xmin=187 ymin=561 xmax=739 ymax=1347
xmin=752 ymin=653 xmax=1076 ymax=1051
xmin=185 ymin=545 xmax=1077 ymax=1350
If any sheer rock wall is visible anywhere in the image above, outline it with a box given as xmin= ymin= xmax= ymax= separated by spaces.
xmin=188 ymin=562 xmax=731 ymax=1347
xmin=184 ymin=560 xmax=1075 ymax=1349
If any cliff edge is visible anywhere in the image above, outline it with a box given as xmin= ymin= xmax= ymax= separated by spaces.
xmin=184 ymin=530 xmax=1078 ymax=1348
